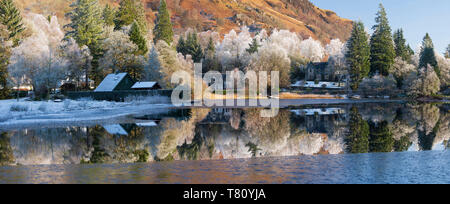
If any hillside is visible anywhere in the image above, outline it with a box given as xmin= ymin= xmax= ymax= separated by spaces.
xmin=15 ymin=0 xmax=353 ymax=44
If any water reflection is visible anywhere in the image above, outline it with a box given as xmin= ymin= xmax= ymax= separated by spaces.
xmin=0 ymin=103 xmax=449 ymax=166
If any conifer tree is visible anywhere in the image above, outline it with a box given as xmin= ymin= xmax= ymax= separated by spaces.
xmin=370 ymin=4 xmax=395 ymax=76
xmin=176 ymin=35 xmax=186 ymax=54
xmin=0 ymin=24 xmax=10 ymax=99
xmin=103 ymin=4 xmax=116 ymax=27
xmin=0 ymin=0 xmax=25 ymax=46
xmin=346 ymin=107 xmax=370 ymax=154
xmin=115 ymin=0 xmax=147 ymax=33
xmin=153 ymin=0 xmax=173 ymax=44
xmin=185 ymin=32 xmax=203 ymax=62
xmin=445 ymin=44 xmax=450 ymax=59
xmin=419 ymin=33 xmax=439 ymax=76
xmin=205 ymin=37 xmax=215 ymax=55
xmin=129 ymin=20 xmax=148 ymax=55
xmin=393 ymin=29 xmax=410 ymax=61
xmin=246 ymin=38 xmax=260 ymax=54
xmin=346 ymin=21 xmax=371 ymax=91
xmin=65 ymin=0 xmax=105 ymax=87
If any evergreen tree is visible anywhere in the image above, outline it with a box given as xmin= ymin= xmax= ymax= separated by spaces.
xmin=176 ymin=35 xmax=186 ymax=54
xmin=205 ymin=37 xmax=215 ymax=55
xmin=346 ymin=107 xmax=370 ymax=154
xmin=419 ymin=33 xmax=439 ymax=76
xmin=393 ymin=29 xmax=410 ymax=61
xmin=203 ymin=37 xmax=220 ymax=72
xmin=445 ymin=44 xmax=449 ymax=59
xmin=65 ymin=0 xmax=105 ymax=87
xmin=153 ymin=0 xmax=174 ymax=44
xmin=368 ymin=121 xmax=394 ymax=152
xmin=370 ymin=4 xmax=395 ymax=76
xmin=103 ymin=4 xmax=116 ymax=27
xmin=407 ymin=44 xmax=414 ymax=56
xmin=185 ymin=32 xmax=203 ymax=62
xmin=115 ymin=0 xmax=147 ymax=34
xmin=246 ymin=38 xmax=260 ymax=54
xmin=0 ymin=0 xmax=25 ymax=46
xmin=346 ymin=21 xmax=371 ymax=91
xmin=129 ymin=20 xmax=148 ymax=55
xmin=0 ymin=24 xmax=10 ymax=99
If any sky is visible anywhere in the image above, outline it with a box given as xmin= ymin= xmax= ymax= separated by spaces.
xmin=310 ymin=0 xmax=450 ymax=53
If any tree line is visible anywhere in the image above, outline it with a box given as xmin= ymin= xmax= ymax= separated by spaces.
xmin=0 ymin=1 xmax=449 ymax=100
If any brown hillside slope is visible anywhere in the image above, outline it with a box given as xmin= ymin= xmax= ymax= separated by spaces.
xmin=15 ymin=0 xmax=353 ymax=44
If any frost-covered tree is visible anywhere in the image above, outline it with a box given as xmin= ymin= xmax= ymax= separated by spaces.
xmin=60 ymin=38 xmax=92 ymax=89
xmin=0 ymin=23 xmax=11 ymax=99
xmin=145 ymin=46 xmax=162 ymax=81
xmin=436 ymin=53 xmax=450 ymax=87
xmin=65 ymin=0 xmax=105 ymax=86
xmin=265 ymin=29 xmax=301 ymax=59
xmin=391 ymin=57 xmax=415 ymax=88
xmin=326 ymin=39 xmax=347 ymax=83
xmin=370 ymin=4 xmax=395 ymax=76
xmin=216 ymin=27 xmax=252 ymax=71
xmin=407 ymin=65 xmax=441 ymax=97
xmin=9 ymin=14 xmax=66 ymax=99
xmin=299 ymin=37 xmax=324 ymax=62
xmin=247 ymin=44 xmax=291 ymax=88
xmin=155 ymin=40 xmax=193 ymax=88
xmin=346 ymin=21 xmax=371 ymax=91
xmin=0 ymin=0 xmax=25 ymax=45
xmin=99 ymin=30 xmax=145 ymax=81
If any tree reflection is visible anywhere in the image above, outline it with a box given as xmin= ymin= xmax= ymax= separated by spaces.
xmin=0 ymin=132 xmax=14 ymax=165
xmin=346 ymin=107 xmax=370 ymax=153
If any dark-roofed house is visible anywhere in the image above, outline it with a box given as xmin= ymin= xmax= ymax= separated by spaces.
xmin=306 ymin=62 xmax=336 ymax=81
xmin=94 ymin=73 xmax=135 ymax=92
xmin=131 ymin=82 xmax=161 ymax=90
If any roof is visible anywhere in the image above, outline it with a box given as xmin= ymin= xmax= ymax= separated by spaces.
xmin=291 ymin=81 xmax=343 ymax=89
xmin=103 ymin=124 xmax=128 ymax=135
xmin=132 ymin=82 xmax=158 ymax=89
xmin=94 ymin=73 xmax=128 ymax=92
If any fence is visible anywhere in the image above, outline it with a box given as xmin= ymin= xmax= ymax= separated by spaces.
xmin=67 ymin=90 xmax=173 ymax=101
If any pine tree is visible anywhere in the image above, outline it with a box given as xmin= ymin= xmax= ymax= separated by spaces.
xmin=129 ymin=20 xmax=148 ymax=55
xmin=115 ymin=0 xmax=147 ymax=33
xmin=346 ymin=107 xmax=370 ymax=154
xmin=445 ymin=44 xmax=450 ymax=59
xmin=393 ymin=29 xmax=410 ymax=61
xmin=65 ymin=0 xmax=105 ymax=87
xmin=407 ymin=44 xmax=414 ymax=56
xmin=153 ymin=0 xmax=174 ymax=45
xmin=246 ymin=38 xmax=260 ymax=54
xmin=103 ymin=4 xmax=116 ymax=27
xmin=0 ymin=24 xmax=11 ymax=99
xmin=176 ymin=35 xmax=186 ymax=54
xmin=346 ymin=21 xmax=371 ymax=91
xmin=203 ymin=37 xmax=220 ymax=72
xmin=419 ymin=33 xmax=439 ymax=76
xmin=185 ymin=32 xmax=203 ymax=62
xmin=370 ymin=4 xmax=395 ymax=76
xmin=205 ymin=37 xmax=215 ymax=55
xmin=0 ymin=0 xmax=25 ymax=46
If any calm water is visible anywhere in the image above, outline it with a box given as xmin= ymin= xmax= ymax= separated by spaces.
xmin=0 ymin=102 xmax=449 ymax=183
